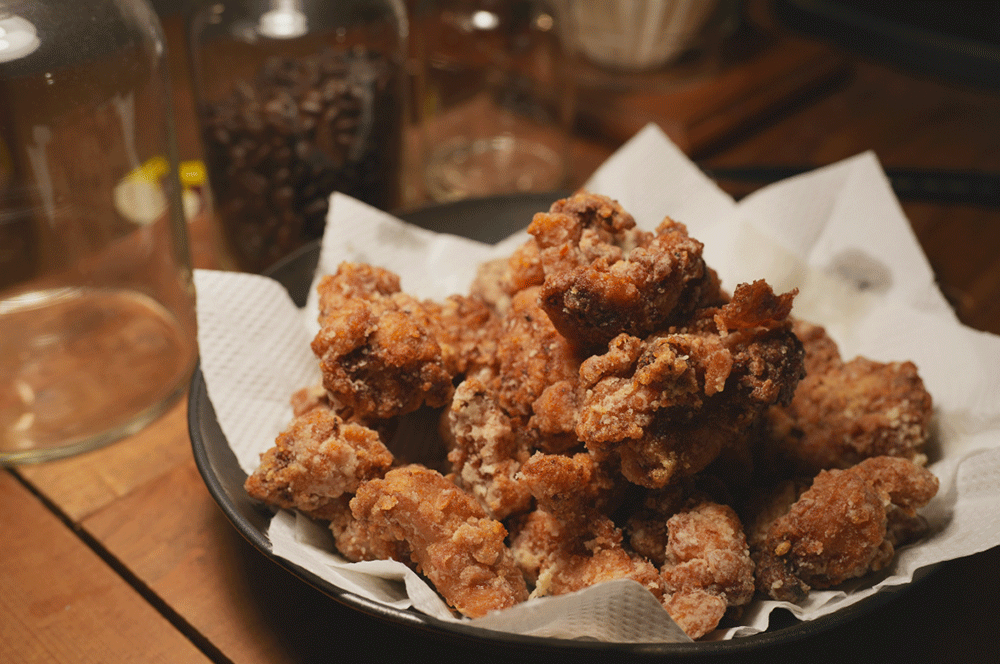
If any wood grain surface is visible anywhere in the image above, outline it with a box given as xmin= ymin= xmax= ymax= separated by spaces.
xmin=0 ymin=472 xmax=212 ymax=664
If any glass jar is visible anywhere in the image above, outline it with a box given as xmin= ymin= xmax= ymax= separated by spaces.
xmin=0 ymin=0 xmax=198 ymax=463
xmin=187 ymin=0 xmax=408 ymax=273
xmin=415 ymin=0 xmax=575 ymax=203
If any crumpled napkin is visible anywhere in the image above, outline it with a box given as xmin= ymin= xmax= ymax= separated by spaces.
xmin=194 ymin=124 xmax=1000 ymax=642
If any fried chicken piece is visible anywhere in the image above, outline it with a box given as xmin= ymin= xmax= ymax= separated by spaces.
xmin=312 ymin=262 xmax=497 ymax=420
xmin=659 ymin=500 xmax=756 ymax=639
xmin=312 ymin=264 xmax=452 ymax=419
xmin=288 ymin=383 xmax=401 ymax=445
xmin=246 ymin=404 xmax=405 ymax=562
xmin=315 ymin=261 xmax=402 ymax=305
xmin=624 ymin=486 xmax=688 ymax=567
xmin=539 ymin=216 xmax=720 ymax=352
xmin=421 ymin=293 xmax=499 ymax=376
xmin=499 ymin=236 xmax=544 ymax=297
xmin=290 ymin=384 xmax=332 ymax=417
xmin=620 ymin=480 xmax=754 ymax=638
xmin=576 ymin=281 xmax=804 ymax=488
xmin=440 ymin=280 xmax=584 ymax=520
xmin=349 ymin=465 xmax=529 ymax=618
xmin=469 ymin=256 xmax=513 ymax=315
xmin=325 ymin=494 xmax=410 ymax=563
xmin=518 ymin=451 xmax=625 ymax=519
xmin=510 ymin=452 xmax=662 ymax=601
xmin=444 ymin=368 xmax=534 ymax=520
xmin=505 ymin=191 xmax=722 ymax=353
xmin=244 ymin=408 xmax=394 ymax=520
xmin=792 ymin=319 xmax=841 ymax=376
xmin=510 ymin=509 xmax=664 ymax=602
xmin=766 ymin=320 xmax=933 ymax=473
xmin=750 ymin=456 xmax=939 ymax=602
xmin=624 ymin=477 xmax=732 ymax=566
xmin=528 ymin=378 xmax=584 ymax=454
xmin=441 ymin=287 xmax=581 ymax=518
xmin=317 ymin=263 xmax=497 ymax=372
xmin=494 ymin=286 xmax=581 ymax=439
xmin=500 ymin=191 xmax=645 ymax=298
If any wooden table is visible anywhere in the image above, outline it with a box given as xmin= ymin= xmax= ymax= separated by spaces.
xmin=5 ymin=5 xmax=999 ymax=663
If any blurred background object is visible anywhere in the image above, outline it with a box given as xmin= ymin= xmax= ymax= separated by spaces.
xmin=567 ymin=0 xmax=730 ymax=73
xmin=186 ymin=0 xmax=408 ymax=272
xmin=774 ymin=0 xmax=1000 ymax=91
xmin=415 ymin=0 xmax=575 ymax=202
xmin=0 ymin=0 xmax=197 ymax=464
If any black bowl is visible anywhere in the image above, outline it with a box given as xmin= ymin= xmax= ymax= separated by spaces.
xmin=189 ymin=192 xmax=920 ymax=657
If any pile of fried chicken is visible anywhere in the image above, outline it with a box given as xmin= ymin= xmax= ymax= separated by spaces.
xmin=245 ymin=192 xmax=938 ymax=639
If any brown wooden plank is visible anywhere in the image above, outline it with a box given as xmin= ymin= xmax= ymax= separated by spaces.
xmin=0 ymin=470 xmax=212 ymax=664
xmin=912 ymin=205 xmax=1000 ymax=333
xmin=79 ymin=453 xmax=487 ymax=663
xmin=703 ymin=64 xmax=1000 ymax=170
xmin=81 ymin=457 xmax=305 ymax=664
xmin=15 ymin=397 xmax=192 ymax=522
xmin=575 ymin=35 xmax=851 ymax=155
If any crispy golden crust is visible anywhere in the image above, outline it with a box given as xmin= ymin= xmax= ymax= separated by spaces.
xmin=660 ymin=501 xmax=755 ymax=639
xmin=350 ymin=465 xmax=529 ymax=618
xmin=326 ymin=494 xmax=410 ymax=562
xmin=512 ymin=192 xmax=723 ymax=352
xmin=312 ymin=273 xmax=452 ymax=419
xmin=445 ymin=368 xmax=534 ymax=520
xmin=511 ymin=452 xmax=661 ymax=600
xmin=538 ymin=219 xmax=712 ymax=351
xmin=443 ymin=287 xmax=582 ymax=519
xmin=469 ymin=257 xmax=513 ymax=315
xmin=528 ymin=379 xmax=584 ymax=454
xmin=421 ymin=293 xmax=499 ymax=376
xmin=244 ymin=409 xmax=394 ymax=520
xmin=311 ymin=263 xmax=502 ymax=420
xmin=575 ymin=281 xmax=805 ymax=488
xmin=766 ymin=321 xmax=933 ymax=473
xmin=625 ymin=486 xmax=688 ymax=567
xmin=792 ymin=319 xmax=841 ymax=376
xmin=494 ymin=286 xmax=582 ymax=424
xmin=516 ymin=452 xmax=755 ymax=638
xmin=316 ymin=262 xmax=402 ymax=305
xmin=510 ymin=509 xmax=664 ymax=601
xmin=527 ymin=191 xmax=643 ymax=283
xmin=750 ymin=456 xmax=938 ymax=601
xmin=518 ymin=451 xmax=625 ymax=520
xmin=499 ymin=240 xmax=545 ymax=298
xmin=290 ymin=384 xmax=332 ymax=417
xmin=624 ymin=478 xmax=733 ymax=566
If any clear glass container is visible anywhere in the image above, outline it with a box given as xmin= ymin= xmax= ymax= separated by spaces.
xmin=415 ymin=0 xmax=575 ymax=203
xmin=187 ymin=0 xmax=408 ymax=273
xmin=0 ymin=0 xmax=198 ymax=463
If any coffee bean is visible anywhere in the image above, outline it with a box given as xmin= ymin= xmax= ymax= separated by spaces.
xmin=302 ymin=197 xmax=328 ymax=217
xmin=271 ymin=185 xmax=295 ymax=210
xmin=300 ymin=89 xmax=323 ymax=115
xmin=235 ymin=170 xmax=268 ymax=197
xmin=200 ymin=46 xmax=402 ymax=272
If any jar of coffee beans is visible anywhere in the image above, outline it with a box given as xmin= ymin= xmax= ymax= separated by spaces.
xmin=187 ymin=0 xmax=407 ymax=272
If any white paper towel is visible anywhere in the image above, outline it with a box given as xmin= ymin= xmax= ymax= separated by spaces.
xmin=194 ymin=124 xmax=1000 ymax=642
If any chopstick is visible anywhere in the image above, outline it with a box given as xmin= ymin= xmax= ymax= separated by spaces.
xmin=700 ymin=165 xmax=1000 ymax=207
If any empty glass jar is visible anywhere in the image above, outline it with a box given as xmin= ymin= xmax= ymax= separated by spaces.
xmin=187 ymin=0 xmax=408 ymax=272
xmin=0 ymin=0 xmax=198 ymax=463
xmin=415 ymin=0 xmax=575 ymax=202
